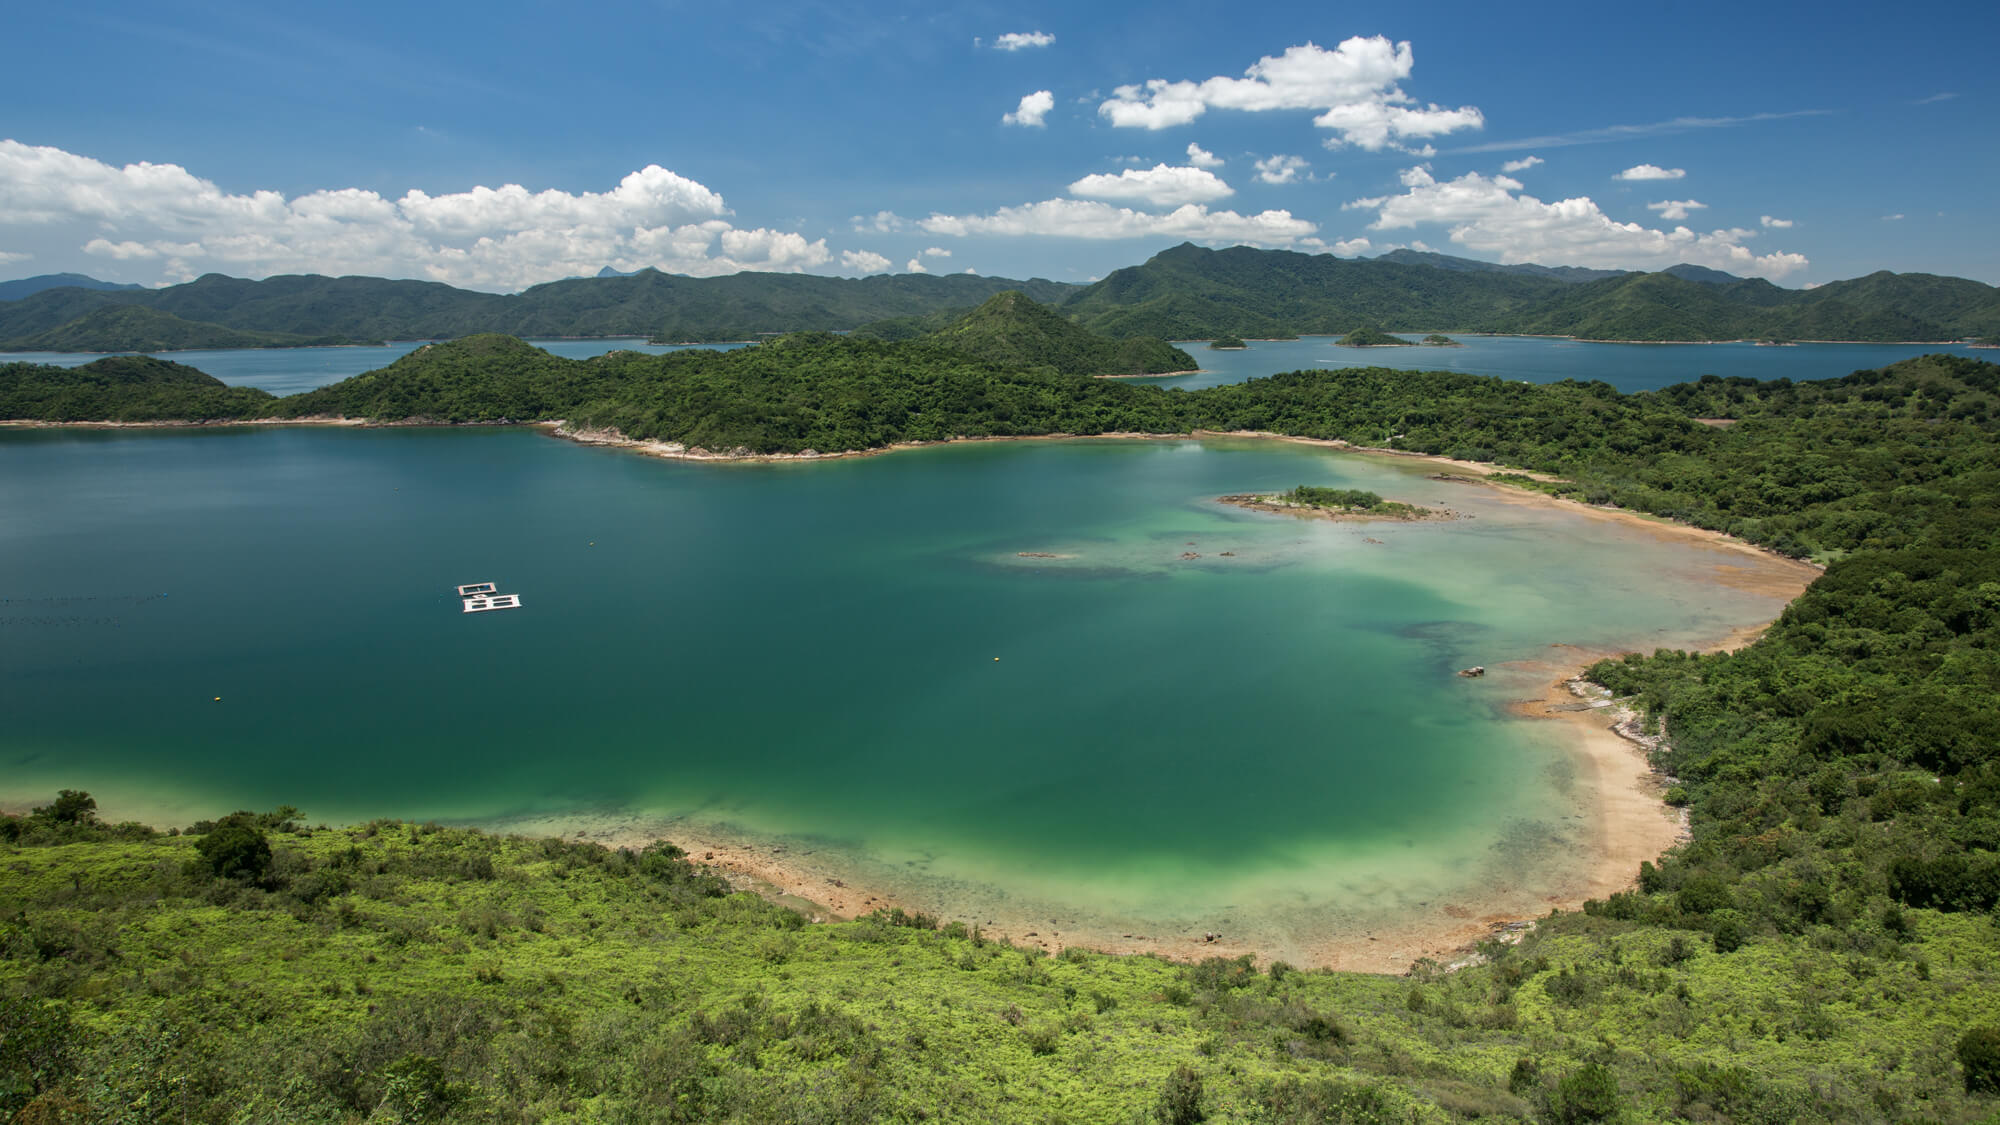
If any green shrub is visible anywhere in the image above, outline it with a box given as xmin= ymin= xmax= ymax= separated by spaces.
xmin=33 ymin=790 xmax=97 ymax=826
xmin=194 ymin=818 xmax=272 ymax=882
xmin=1960 ymin=1027 xmax=2000 ymax=1094
xmin=1156 ymin=1065 xmax=1205 ymax=1125
xmin=1549 ymin=1063 xmax=1624 ymax=1123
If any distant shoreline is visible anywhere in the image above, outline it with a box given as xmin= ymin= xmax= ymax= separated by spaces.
xmin=3 ymin=332 xmax=1982 ymax=359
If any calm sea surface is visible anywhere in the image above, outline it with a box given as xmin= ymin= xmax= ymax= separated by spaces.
xmin=1145 ymin=336 xmax=1988 ymax=392
xmin=5 ymin=334 xmax=1981 ymax=395
xmin=1 ymin=426 xmax=1795 ymax=954
xmin=4 ymin=338 xmax=749 ymax=395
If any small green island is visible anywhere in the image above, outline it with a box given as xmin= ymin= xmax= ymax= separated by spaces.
xmin=1334 ymin=324 xmax=1414 ymax=347
xmin=1218 ymin=484 xmax=1440 ymax=521
xmin=1207 ymin=334 xmax=1247 ymax=349
xmin=1421 ymin=333 xmax=1462 ymax=346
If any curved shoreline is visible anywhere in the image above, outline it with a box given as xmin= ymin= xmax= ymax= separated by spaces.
xmin=3 ymin=418 xmax=1821 ymax=973
xmin=487 ymin=434 xmax=1822 ymax=973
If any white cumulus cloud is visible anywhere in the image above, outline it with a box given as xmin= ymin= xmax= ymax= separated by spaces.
xmin=921 ymin=246 xmax=952 ymax=258
xmin=1097 ymin=37 xmax=1482 ymax=153
xmin=1332 ymin=237 xmax=1373 ymax=256
xmin=1346 ymin=165 xmax=1807 ymax=280
xmin=1760 ymin=215 xmax=1793 ymax=228
xmin=0 ymin=139 xmax=843 ymax=290
xmin=840 ymin=249 xmax=892 ymax=275
xmin=1068 ymin=163 xmax=1234 ymax=207
xmin=1615 ymin=163 xmax=1685 ymax=181
xmin=918 ymin=198 xmax=1315 ymax=245
xmin=1254 ymin=154 xmax=1309 ymax=185
xmin=1646 ymin=199 xmax=1706 ymax=221
xmin=906 ymin=257 xmax=927 ymax=273
xmin=994 ymin=31 xmax=1055 ymax=51
xmin=1501 ymin=156 xmax=1543 ymax=173
xmin=1004 ymin=90 xmax=1055 ymax=127
xmin=1186 ymin=143 xmax=1223 ymax=168
xmin=0 ymin=249 xmax=29 ymax=265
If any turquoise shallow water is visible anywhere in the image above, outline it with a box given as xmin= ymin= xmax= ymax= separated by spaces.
xmin=0 ymin=428 xmax=1796 ymax=956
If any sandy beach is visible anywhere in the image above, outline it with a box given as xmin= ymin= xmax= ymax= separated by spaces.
xmin=5 ymin=417 xmax=1824 ymax=974
xmin=480 ymin=437 xmax=1822 ymax=975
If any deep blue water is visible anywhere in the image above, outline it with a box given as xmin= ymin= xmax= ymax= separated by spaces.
xmin=1143 ymin=336 xmax=1989 ymax=393
xmin=3 ymin=338 xmax=748 ymax=395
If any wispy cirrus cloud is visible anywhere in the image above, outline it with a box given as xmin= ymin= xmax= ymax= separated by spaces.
xmin=1452 ymin=109 xmax=1832 ymax=155
xmin=1646 ymin=199 xmax=1706 ymax=221
xmin=1910 ymin=92 xmax=1958 ymax=105
xmin=992 ymin=31 xmax=1055 ymax=51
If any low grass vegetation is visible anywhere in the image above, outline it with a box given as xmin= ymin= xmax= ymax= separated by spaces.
xmin=4 ymin=790 xmax=1999 ymax=1122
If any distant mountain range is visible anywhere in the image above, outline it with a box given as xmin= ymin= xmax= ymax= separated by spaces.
xmin=1058 ymin=244 xmax=2000 ymax=343
xmin=0 ymin=269 xmax=1081 ymax=352
xmin=0 ymin=273 xmax=145 ymax=303
xmin=3 ymin=247 xmax=1996 ymax=352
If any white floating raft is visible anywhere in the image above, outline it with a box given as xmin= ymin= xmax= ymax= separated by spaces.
xmin=457 ymin=580 xmax=522 ymax=613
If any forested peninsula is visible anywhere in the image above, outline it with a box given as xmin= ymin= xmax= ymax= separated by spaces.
xmin=8 ymin=334 xmax=2000 ymax=1119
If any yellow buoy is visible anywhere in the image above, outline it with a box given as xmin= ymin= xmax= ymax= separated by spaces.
xmin=213 ymin=697 xmax=221 ymax=702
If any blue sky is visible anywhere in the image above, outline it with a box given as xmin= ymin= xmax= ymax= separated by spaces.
xmin=2 ymin=0 xmax=1993 ymax=291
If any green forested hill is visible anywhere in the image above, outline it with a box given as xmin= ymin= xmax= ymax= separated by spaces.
xmin=1335 ymin=325 xmax=1414 ymax=347
xmin=1058 ymin=243 xmax=1570 ymax=339
xmin=1058 ymin=244 xmax=2000 ymax=342
xmin=0 ymin=269 xmax=1083 ymax=350
xmin=0 ymin=272 xmax=144 ymax=302
xmin=0 ymin=354 xmax=276 ymax=421
xmin=3 ymin=304 xmax=366 ymax=352
xmin=914 ymin=290 xmax=1195 ymax=375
